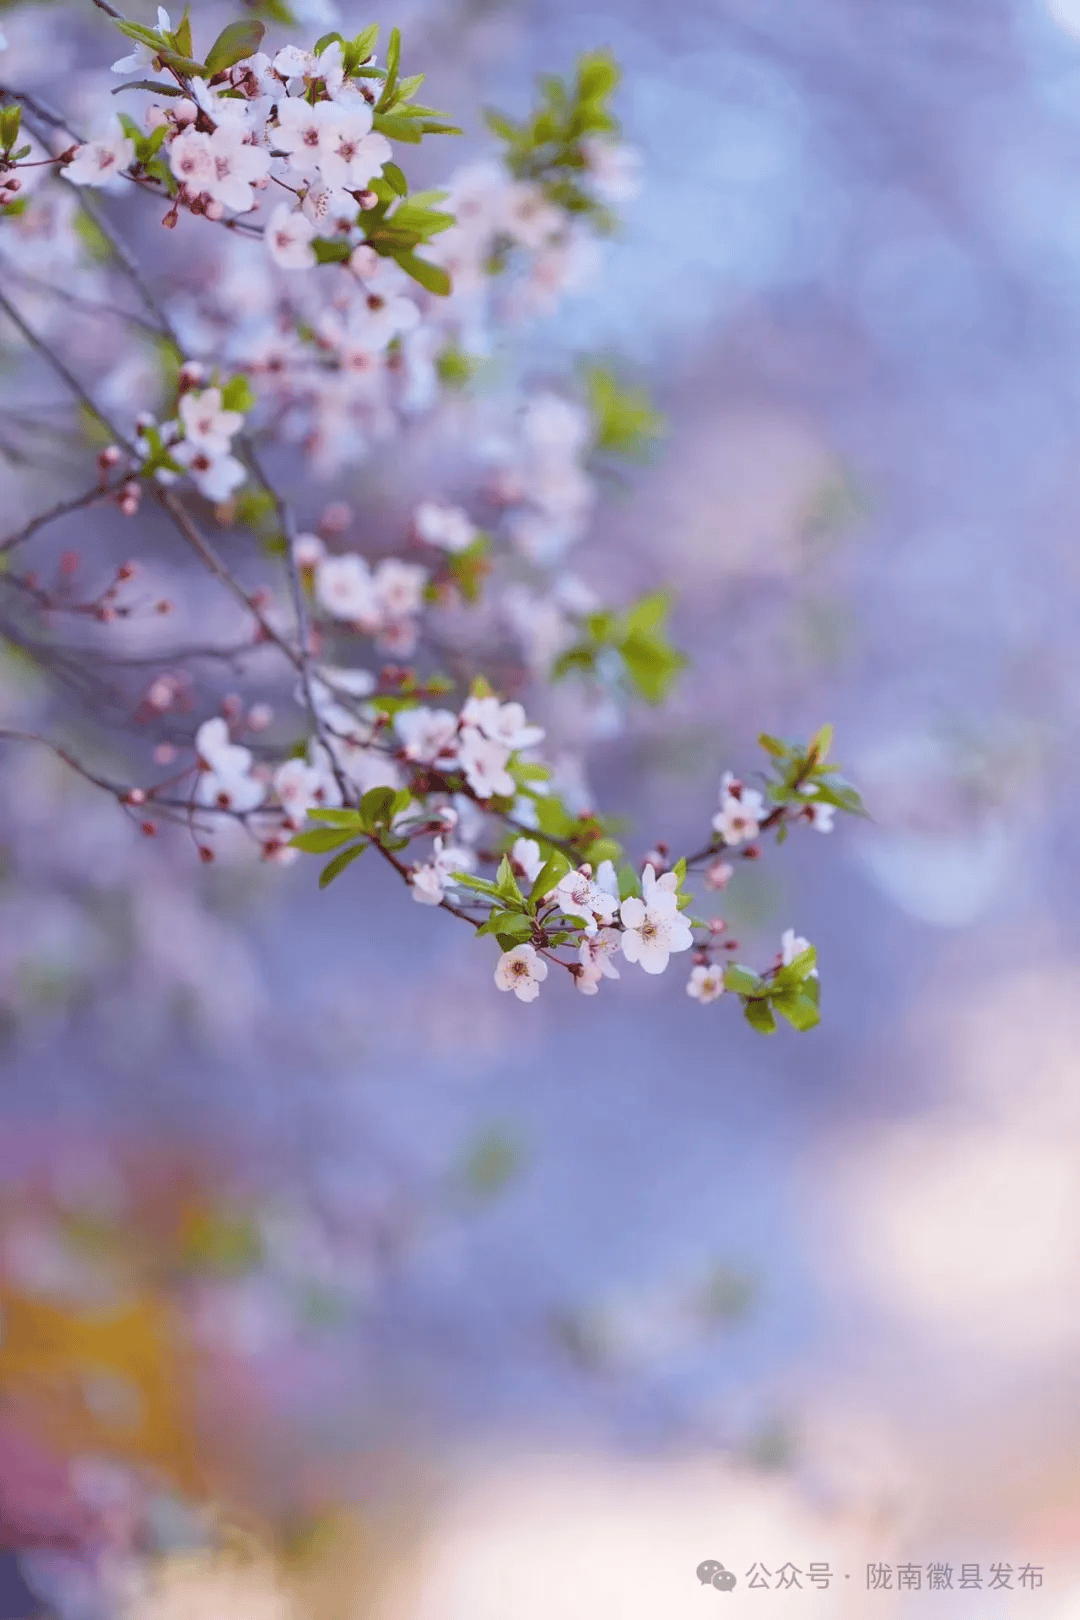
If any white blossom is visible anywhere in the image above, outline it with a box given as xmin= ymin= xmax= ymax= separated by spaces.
xmin=780 ymin=928 xmax=817 ymax=976
xmin=576 ymin=927 xmax=621 ymax=995
xmin=619 ymin=866 xmax=693 ymax=975
xmin=194 ymin=718 xmax=265 ymax=812
xmin=581 ymin=138 xmax=643 ymax=201
xmin=807 ymin=800 xmax=836 ymax=832
xmin=494 ymin=943 xmax=548 ymax=1002
xmin=414 ymin=501 xmax=477 ymax=553
xmin=314 ymin=553 xmax=380 ymax=627
xmin=457 ymin=728 xmax=514 ymax=800
xmin=110 ymin=7 xmax=170 ymax=74
xmin=265 ymin=203 xmax=316 ymax=270
xmin=510 ymin=837 xmax=544 ymax=884
xmin=686 ymin=963 xmax=724 ymax=1004
xmin=171 ymin=439 xmax=246 ymax=502
xmin=704 ymin=858 xmax=734 ymax=891
xmin=178 ymin=387 xmax=243 ymax=450
xmin=712 ymin=774 xmax=766 ymax=845
xmin=373 ymin=558 xmax=427 ymax=620
xmin=553 ymin=868 xmax=619 ymax=936
xmin=273 ymin=750 xmax=340 ymax=828
xmin=318 ymin=108 xmax=391 ymax=190
xmin=410 ymin=836 xmax=475 ymax=905
xmin=460 ymin=695 xmax=544 ymax=751
xmin=395 ymin=707 xmax=459 ymax=766
xmin=63 ymin=130 xmax=134 ymax=190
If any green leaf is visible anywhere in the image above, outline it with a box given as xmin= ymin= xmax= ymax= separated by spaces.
xmin=486 ymin=912 xmax=533 ymax=944
xmin=617 ymin=863 xmax=641 ymax=901
xmin=453 ymin=872 xmax=502 ymax=898
xmin=619 ymin=628 xmax=685 ymax=704
xmin=483 ymin=108 xmax=519 ymax=141
xmin=576 ymin=49 xmax=620 ymax=104
xmin=204 ymin=19 xmax=265 ymax=76
xmin=115 ymin=19 xmax=167 ymax=47
xmin=585 ymin=364 xmax=663 ymax=460
xmin=312 ymin=237 xmax=353 ymax=264
xmin=172 ymin=7 xmax=193 ymax=57
xmin=289 ymin=826 xmax=360 ymax=853
xmin=391 ymin=251 xmax=451 ymax=295
xmin=743 ymin=999 xmax=777 ymax=1035
xmin=723 ymin=965 xmax=765 ymax=997
xmin=383 ymin=161 xmax=409 ymax=197
xmin=530 ymin=851 xmax=572 ymax=901
xmin=0 ymin=105 xmax=22 ymax=152
xmin=810 ymin=775 xmax=867 ymax=816
xmin=220 ymin=374 xmax=255 ymax=413
xmin=319 ymin=841 xmax=366 ymax=887
xmin=306 ymin=808 xmax=365 ymax=825
xmin=583 ymin=836 xmax=622 ymax=867
xmin=371 ymin=112 xmax=423 ymax=143
xmin=808 ymin=722 xmax=834 ymax=762
xmin=758 ymin=732 xmax=788 ymax=759
xmin=495 ymin=855 xmax=523 ymax=904
xmin=111 ymin=79 xmax=188 ymax=96
xmin=771 ymin=990 xmax=820 ymax=1032
xmin=378 ymin=24 xmax=401 ymax=108
xmin=157 ymin=49 xmax=209 ymax=77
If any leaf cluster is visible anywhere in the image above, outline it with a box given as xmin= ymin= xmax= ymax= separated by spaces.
xmin=290 ymin=786 xmax=413 ymax=887
xmin=483 ymin=51 xmax=622 ymax=227
xmin=553 ymin=589 xmax=686 ymax=704
xmin=723 ymin=947 xmax=820 ymax=1035
xmin=756 ymin=724 xmax=867 ymax=842
xmin=583 ymin=362 xmax=664 ymax=461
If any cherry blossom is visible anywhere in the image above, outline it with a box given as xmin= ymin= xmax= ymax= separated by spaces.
xmin=576 ymin=928 xmax=622 ymax=995
xmin=457 ymin=728 xmax=515 ymax=800
xmin=265 ymin=204 xmax=317 ymax=270
xmin=414 ymin=501 xmax=478 ymax=553
xmin=171 ymin=440 xmax=247 ymax=503
xmin=395 ymin=708 xmax=460 ymax=766
xmin=460 ymin=696 xmax=544 ymax=752
xmin=494 ymin=944 xmax=548 ymax=1002
xmin=619 ymin=867 xmax=694 ymax=975
xmin=781 ymin=929 xmax=817 ymax=976
xmin=193 ymin=719 xmax=265 ymax=813
xmin=686 ymin=964 xmax=725 ymax=1004
xmin=314 ymin=554 xmax=380 ymax=627
xmin=178 ymin=388 xmax=244 ymax=450
xmin=63 ymin=128 xmax=134 ymax=190
xmin=553 ymin=868 xmax=619 ymax=936
xmin=510 ymin=837 xmax=544 ymax=884
xmin=110 ymin=7 xmax=170 ymax=74
xmin=712 ymin=773 xmax=766 ymax=845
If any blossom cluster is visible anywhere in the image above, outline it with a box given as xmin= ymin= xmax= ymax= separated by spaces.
xmin=0 ymin=7 xmax=862 ymax=1032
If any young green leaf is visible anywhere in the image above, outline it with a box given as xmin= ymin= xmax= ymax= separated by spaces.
xmin=204 ymin=19 xmax=266 ymax=76
xmin=318 ymin=842 xmax=366 ymax=888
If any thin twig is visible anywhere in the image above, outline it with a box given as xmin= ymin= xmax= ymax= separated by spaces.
xmin=0 ymin=481 xmax=123 ymax=554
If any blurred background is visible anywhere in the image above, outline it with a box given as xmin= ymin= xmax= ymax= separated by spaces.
xmin=2 ymin=0 xmax=1080 ymax=1613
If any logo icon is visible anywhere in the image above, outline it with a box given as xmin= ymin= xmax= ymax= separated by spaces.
xmin=697 ymin=1561 xmax=737 ymax=1591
